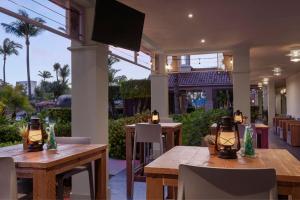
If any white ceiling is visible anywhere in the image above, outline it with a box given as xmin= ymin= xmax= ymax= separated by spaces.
xmin=120 ymin=0 xmax=300 ymax=85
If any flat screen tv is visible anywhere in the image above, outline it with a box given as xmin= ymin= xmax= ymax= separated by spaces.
xmin=92 ymin=0 xmax=145 ymax=51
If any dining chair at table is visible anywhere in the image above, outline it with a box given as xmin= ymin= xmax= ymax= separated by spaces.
xmin=178 ymin=165 xmax=277 ymax=200
xmin=0 ymin=157 xmax=17 ymax=200
xmin=56 ymin=137 xmax=94 ymax=200
xmin=132 ymin=123 xmax=163 ymax=198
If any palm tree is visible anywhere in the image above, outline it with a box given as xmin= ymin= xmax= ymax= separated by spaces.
xmin=59 ymin=64 xmax=70 ymax=83
xmin=1 ymin=10 xmax=45 ymax=98
xmin=38 ymin=70 xmax=52 ymax=81
xmin=53 ymin=63 xmax=60 ymax=82
xmin=0 ymin=38 xmax=22 ymax=84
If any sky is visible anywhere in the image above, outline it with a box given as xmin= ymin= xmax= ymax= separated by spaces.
xmin=0 ymin=0 xmax=150 ymax=85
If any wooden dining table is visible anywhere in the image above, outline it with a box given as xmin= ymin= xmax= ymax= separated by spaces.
xmin=125 ymin=122 xmax=182 ymax=198
xmin=0 ymin=144 xmax=107 ymax=200
xmin=145 ymin=146 xmax=300 ymax=200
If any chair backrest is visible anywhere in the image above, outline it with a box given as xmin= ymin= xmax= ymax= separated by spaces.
xmin=135 ymin=123 xmax=162 ymax=143
xmin=178 ymin=165 xmax=276 ymax=200
xmin=0 ymin=157 xmax=17 ymax=200
xmin=56 ymin=137 xmax=91 ymax=144
xmin=160 ymin=118 xmax=173 ymax=123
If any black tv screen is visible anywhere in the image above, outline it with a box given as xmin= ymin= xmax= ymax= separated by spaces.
xmin=92 ymin=0 xmax=145 ymax=51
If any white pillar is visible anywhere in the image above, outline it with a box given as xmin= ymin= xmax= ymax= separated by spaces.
xmin=232 ymin=47 xmax=250 ymax=119
xmin=268 ymin=80 xmax=276 ymax=125
xmin=69 ymin=6 xmax=109 ymax=198
xmin=151 ymin=54 xmax=169 ymax=119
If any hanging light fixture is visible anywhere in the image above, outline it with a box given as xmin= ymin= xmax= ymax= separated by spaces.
xmin=263 ymin=78 xmax=269 ymax=85
xmin=287 ymin=49 xmax=300 ymax=62
xmin=258 ymin=82 xmax=263 ymax=88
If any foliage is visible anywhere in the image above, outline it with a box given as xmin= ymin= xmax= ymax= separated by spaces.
xmin=120 ymin=79 xmax=150 ymax=99
xmin=0 ymin=38 xmax=22 ymax=83
xmin=109 ymin=112 xmax=150 ymax=159
xmin=59 ymin=64 xmax=70 ymax=84
xmin=108 ymin=55 xmax=127 ymax=85
xmin=1 ymin=9 xmax=45 ymax=97
xmin=53 ymin=63 xmax=60 ymax=81
xmin=172 ymin=108 xmax=229 ymax=146
xmin=38 ymin=70 xmax=52 ymax=81
xmin=38 ymin=108 xmax=71 ymax=137
xmin=0 ymin=124 xmax=22 ymax=143
xmin=35 ymin=80 xmax=69 ymax=100
xmin=0 ymin=85 xmax=33 ymax=117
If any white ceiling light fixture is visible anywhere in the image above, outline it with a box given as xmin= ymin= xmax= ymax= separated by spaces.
xmin=200 ymin=38 xmax=205 ymax=43
xmin=263 ymin=78 xmax=269 ymax=85
xmin=188 ymin=13 xmax=193 ymax=18
xmin=258 ymin=82 xmax=263 ymax=88
xmin=287 ymin=49 xmax=300 ymax=62
xmin=272 ymin=67 xmax=282 ymax=76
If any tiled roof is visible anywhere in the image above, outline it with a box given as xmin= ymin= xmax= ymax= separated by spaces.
xmin=168 ymin=71 xmax=232 ymax=87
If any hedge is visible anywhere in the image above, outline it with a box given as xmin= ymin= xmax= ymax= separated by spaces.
xmin=173 ymin=108 xmax=229 ymax=146
xmin=109 ymin=112 xmax=150 ymax=159
xmin=120 ymin=79 xmax=150 ymax=99
xmin=0 ymin=124 xmax=22 ymax=143
xmin=108 ymin=109 xmax=229 ymax=159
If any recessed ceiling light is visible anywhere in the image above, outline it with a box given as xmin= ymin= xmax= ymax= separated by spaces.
xmin=188 ymin=13 xmax=193 ymax=18
xmin=201 ymin=39 xmax=206 ymax=43
xmin=274 ymin=72 xmax=281 ymax=76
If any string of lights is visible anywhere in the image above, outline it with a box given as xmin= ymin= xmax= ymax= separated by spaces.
xmin=7 ymin=0 xmax=66 ymax=27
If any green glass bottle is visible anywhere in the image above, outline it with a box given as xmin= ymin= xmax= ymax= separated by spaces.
xmin=46 ymin=123 xmax=57 ymax=150
xmin=244 ymin=126 xmax=255 ymax=156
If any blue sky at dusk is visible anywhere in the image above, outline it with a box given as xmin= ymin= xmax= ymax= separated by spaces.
xmin=0 ymin=0 xmax=150 ymax=85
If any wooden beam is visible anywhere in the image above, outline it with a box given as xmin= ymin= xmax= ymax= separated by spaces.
xmin=0 ymin=6 xmax=81 ymax=42
xmin=109 ymin=51 xmax=151 ymax=71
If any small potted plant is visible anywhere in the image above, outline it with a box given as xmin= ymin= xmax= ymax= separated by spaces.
xmin=19 ymin=124 xmax=29 ymax=150
xmin=204 ymin=134 xmax=216 ymax=155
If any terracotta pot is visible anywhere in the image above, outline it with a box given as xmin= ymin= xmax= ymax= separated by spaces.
xmin=208 ymin=144 xmax=216 ymax=155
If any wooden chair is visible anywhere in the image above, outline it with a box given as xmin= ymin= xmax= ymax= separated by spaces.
xmin=178 ymin=165 xmax=277 ymax=200
xmin=287 ymin=124 xmax=300 ymax=146
xmin=132 ymin=123 xmax=163 ymax=198
xmin=56 ymin=137 xmax=94 ymax=200
xmin=0 ymin=157 xmax=17 ymax=200
xmin=279 ymin=119 xmax=294 ymax=141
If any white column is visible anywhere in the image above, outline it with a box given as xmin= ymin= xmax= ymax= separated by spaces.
xmin=151 ymin=54 xmax=169 ymax=119
xmin=232 ymin=47 xmax=250 ymax=119
xmin=69 ymin=6 xmax=109 ymax=198
xmin=268 ymin=80 xmax=276 ymax=125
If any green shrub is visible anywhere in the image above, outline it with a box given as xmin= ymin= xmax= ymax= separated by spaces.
xmin=109 ymin=112 xmax=150 ymax=159
xmin=172 ymin=108 xmax=229 ymax=146
xmin=55 ymin=122 xmax=71 ymax=137
xmin=48 ymin=108 xmax=71 ymax=122
xmin=0 ymin=141 xmax=22 ymax=148
xmin=39 ymin=108 xmax=72 ymax=137
xmin=0 ymin=124 xmax=22 ymax=143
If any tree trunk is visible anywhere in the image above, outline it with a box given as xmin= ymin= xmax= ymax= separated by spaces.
xmin=56 ymin=71 xmax=59 ymax=82
xmin=174 ymin=73 xmax=180 ymax=114
xmin=3 ymin=55 xmax=6 ymax=84
xmin=26 ymin=36 xmax=32 ymax=99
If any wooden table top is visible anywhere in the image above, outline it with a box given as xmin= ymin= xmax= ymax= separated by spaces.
xmin=254 ymin=123 xmax=269 ymax=128
xmin=145 ymin=146 xmax=300 ymax=183
xmin=0 ymin=144 xmax=107 ymax=169
xmin=126 ymin=122 xmax=182 ymax=128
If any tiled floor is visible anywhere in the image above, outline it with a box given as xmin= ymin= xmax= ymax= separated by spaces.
xmin=109 ymin=129 xmax=300 ymax=200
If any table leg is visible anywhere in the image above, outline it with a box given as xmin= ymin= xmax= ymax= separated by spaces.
xmin=95 ymin=150 xmax=107 ymax=200
xmin=166 ymin=129 xmax=175 ymax=151
xmin=126 ymin=129 xmax=133 ymax=198
xmin=178 ymin=127 xmax=182 ymax=145
xmin=33 ymin=170 xmax=56 ymax=200
xmin=146 ymin=176 xmax=164 ymax=200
